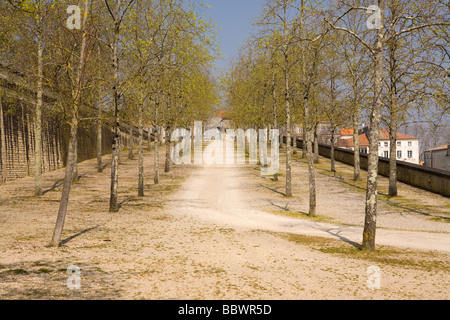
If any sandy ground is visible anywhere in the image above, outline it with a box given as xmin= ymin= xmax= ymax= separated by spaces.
xmin=0 ymin=139 xmax=449 ymax=300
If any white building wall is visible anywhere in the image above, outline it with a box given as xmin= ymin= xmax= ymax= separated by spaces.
xmin=378 ymin=140 xmax=420 ymax=164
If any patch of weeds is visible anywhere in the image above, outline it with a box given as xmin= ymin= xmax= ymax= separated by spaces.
xmin=428 ymin=217 xmax=450 ymax=224
xmin=36 ymin=267 xmax=52 ymax=274
xmin=4 ymin=268 xmax=30 ymax=275
xmin=272 ymin=232 xmax=449 ymax=272
xmin=269 ymin=210 xmax=335 ymax=223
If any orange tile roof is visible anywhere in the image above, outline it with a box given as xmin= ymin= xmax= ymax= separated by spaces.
xmin=379 ymin=129 xmax=417 ymax=140
xmin=217 ymin=111 xmax=230 ymax=119
xmin=336 ymin=134 xmax=370 ymax=148
xmin=335 ymin=138 xmax=355 ymax=148
xmin=340 ymin=128 xmax=354 ymax=136
xmin=359 ymin=134 xmax=370 ymax=147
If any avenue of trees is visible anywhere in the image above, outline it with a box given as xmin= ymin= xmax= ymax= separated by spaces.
xmin=224 ymin=0 xmax=449 ymax=251
xmin=0 ymin=0 xmax=218 ymax=246
xmin=0 ymin=0 xmax=448 ymax=252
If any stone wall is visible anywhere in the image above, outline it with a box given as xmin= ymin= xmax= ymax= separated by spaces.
xmin=288 ymin=137 xmax=450 ymax=197
xmin=0 ymin=101 xmax=149 ymax=182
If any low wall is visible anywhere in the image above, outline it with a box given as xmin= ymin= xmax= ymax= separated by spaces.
xmin=285 ymin=137 xmax=450 ymax=197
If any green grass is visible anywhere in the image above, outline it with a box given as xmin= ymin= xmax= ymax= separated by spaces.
xmin=269 ymin=209 xmax=335 ymax=223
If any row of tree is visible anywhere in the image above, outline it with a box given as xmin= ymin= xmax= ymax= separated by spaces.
xmin=0 ymin=0 xmax=219 ymax=246
xmin=224 ymin=0 xmax=449 ymax=251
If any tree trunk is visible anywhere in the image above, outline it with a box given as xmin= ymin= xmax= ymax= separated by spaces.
xmin=71 ymin=133 xmax=78 ymax=183
xmin=388 ymin=46 xmax=398 ymax=197
xmin=164 ymin=127 xmax=171 ymax=173
xmin=109 ymin=2 xmax=122 ymax=213
xmin=272 ymin=69 xmax=279 ymax=181
xmin=0 ymin=94 xmax=7 ymax=183
xmin=154 ymin=126 xmax=160 ymax=184
xmin=138 ymin=104 xmax=144 ymax=197
xmin=50 ymin=121 xmax=77 ymax=246
xmin=331 ymin=127 xmax=336 ymax=173
xmin=305 ymin=106 xmax=316 ymax=217
xmin=284 ymin=53 xmax=292 ymax=198
xmin=97 ymin=112 xmax=103 ymax=173
xmin=128 ymin=124 xmax=134 ymax=160
xmin=314 ymin=123 xmax=320 ymax=164
xmin=50 ymin=0 xmax=90 ymax=246
xmin=353 ymin=111 xmax=361 ymax=181
xmin=302 ymin=123 xmax=307 ymax=159
xmin=292 ymin=126 xmax=297 ymax=155
xmin=389 ymin=119 xmax=398 ymax=197
xmin=147 ymin=126 xmax=152 ymax=151
xmin=34 ymin=12 xmax=44 ymax=197
xmin=362 ymin=0 xmax=385 ymax=251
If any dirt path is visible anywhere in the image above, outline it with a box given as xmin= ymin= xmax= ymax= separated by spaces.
xmin=0 ymin=141 xmax=448 ymax=300
xmin=169 ymin=139 xmax=450 ymax=253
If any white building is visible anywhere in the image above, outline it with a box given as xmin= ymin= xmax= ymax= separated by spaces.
xmin=336 ymin=127 xmax=420 ymax=165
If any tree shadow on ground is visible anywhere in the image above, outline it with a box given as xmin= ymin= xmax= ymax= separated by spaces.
xmin=59 ymin=225 xmax=99 ymax=246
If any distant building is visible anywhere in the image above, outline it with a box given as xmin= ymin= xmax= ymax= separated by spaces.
xmin=424 ymin=144 xmax=450 ymax=171
xmin=336 ymin=127 xmax=420 ymax=164
xmin=205 ymin=110 xmax=232 ymax=132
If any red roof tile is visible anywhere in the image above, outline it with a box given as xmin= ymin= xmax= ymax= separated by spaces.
xmin=379 ymin=129 xmax=417 ymax=140
xmin=336 ymin=134 xmax=370 ymax=148
xmin=340 ymin=128 xmax=354 ymax=136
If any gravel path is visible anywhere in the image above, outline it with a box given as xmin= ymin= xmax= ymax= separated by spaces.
xmin=169 ymin=139 xmax=450 ymax=253
xmin=0 ymin=140 xmax=448 ymax=300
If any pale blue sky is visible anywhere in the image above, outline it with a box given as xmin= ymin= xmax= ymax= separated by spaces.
xmin=204 ymin=0 xmax=264 ymax=76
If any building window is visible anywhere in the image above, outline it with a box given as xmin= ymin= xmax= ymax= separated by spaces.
xmin=408 ymin=141 xmax=412 ymax=147
xmin=397 ymin=141 xmax=401 ymax=147
xmin=384 ymin=151 xmax=389 ymax=158
xmin=408 ymin=151 xmax=413 ymax=158
xmin=397 ymin=151 xmax=402 ymax=159
xmin=384 ymin=142 xmax=389 ymax=147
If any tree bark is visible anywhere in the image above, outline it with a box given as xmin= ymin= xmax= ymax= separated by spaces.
xmin=292 ymin=126 xmax=297 ymax=155
xmin=305 ymin=105 xmax=316 ymax=217
xmin=313 ymin=122 xmax=320 ymax=164
xmin=34 ymin=10 xmax=44 ymax=197
xmin=302 ymin=123 xmax=307 ymax=159
xmin=389 ymin=116 xmax=398 ymax=197
xmin=330 ymin=127 xmax=336 ymax=173
xmin=388 ymin=46 xmax=398 ymax=197
xmin=0 ymin=94 xmax=7 ymax=183
xmin=50 ymin=0 xmax=90 ymax=247
xmin=50 ymin=121 xmax=77 ymax=247
xmin=272 ymin=69 xmax=279 ymax=181
xmin=138 ymin=103 xmax=144 ymax=197
xmin=154 ymin=126 xmax=160 ymax=184
xmin=109 ymin=0 xmax=122 ymax=213
xmin=353 ymin=111 xmax=361 ymax=181
xmin=71 ymin=133 xmax=78 ymax=183
xmin=164 ymin=127 xmax=171 ymax=173
xmin=284 ymin=52 xmax=292 ymax=198
xmin=362 ymin=0 xmax=385 ymax=251
xmin=97 ymin=107 xmax=103 ymax=173
xmin=147 ymin=126 xmax=152 ymax=151
xmin=128 ymin=124 xmax=134 ymax=160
